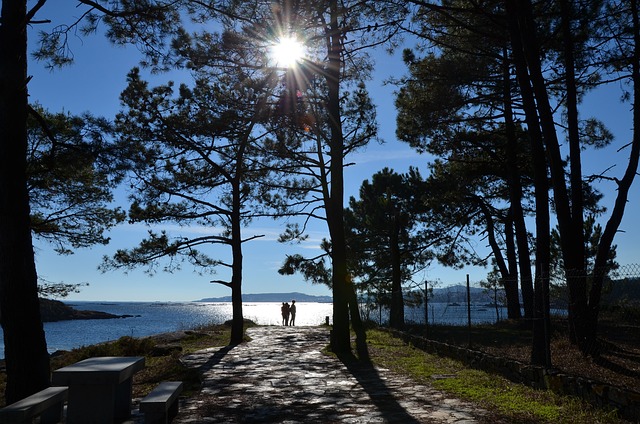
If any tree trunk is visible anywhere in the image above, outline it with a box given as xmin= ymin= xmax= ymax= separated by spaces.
xmin=506 ymin=0 xmax=554 ymax=322
xmin=389 ymin=213 xmax=404 ymax=330
xmin=501 ymin=50 xmax=525 ymax=320
xmin=554 ymin=0 xmax=589 ymax=352
xmin=477 ymin=199 xmax=508 ymax=277
xmin=531 ymin=0 xmax=591 ymax=353
xmin=503 ymin=209 xmax=522 ymax=319
xmin=329 ymin=219 xmax=350 ymax=354
xmin=512 ymin=206 xmax=533 ymax=319
xmin=229 ymin=267 xmax=244 ymax=345
xmin=561 ymin=0 xmax=586 ymax=274
xmin=326 ymin=0 xmax=351 ymax=355
xmin=0 ymin=0 xmax=51 ymax=403
xmin=519 ymin=0 xmax=589 ymax=351
xmin=506 ymin=0 xmax=552 ymax=365
xmin=229 ymin=180 xmax=244 ymax=345
xmin=347 ymin=278 xmax=368 ymax=361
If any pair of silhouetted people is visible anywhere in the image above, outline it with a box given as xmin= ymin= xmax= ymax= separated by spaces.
xmin=281 ymin=300 xmax=296 ymax=326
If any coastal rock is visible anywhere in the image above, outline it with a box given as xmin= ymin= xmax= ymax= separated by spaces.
xmin=38 ymin=298 xmax=122 ymax=322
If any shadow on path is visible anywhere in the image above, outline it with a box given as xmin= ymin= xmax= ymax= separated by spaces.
xmin=339 ymin=353 xmax=421 ymax=424
xmin=175 ymin=327 xmax=436 ymax=423
xmin=198 ymin=344 xmax=236 ymax=372
xmin=201 ymin=345 xmax=238 ymax=371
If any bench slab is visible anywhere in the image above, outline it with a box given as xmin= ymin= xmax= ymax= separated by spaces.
xmin=0 ymin=386 xmax=68 ymax=424
xmin=140 ymin=381 xmax=183 ymax=424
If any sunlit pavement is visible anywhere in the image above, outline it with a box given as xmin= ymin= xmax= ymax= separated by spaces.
xmin=159 ymin=326 xmax=488 ymax=423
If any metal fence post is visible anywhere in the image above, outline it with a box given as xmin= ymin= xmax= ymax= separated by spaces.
xmin=467 ymin=274 xmax=471 ymax=346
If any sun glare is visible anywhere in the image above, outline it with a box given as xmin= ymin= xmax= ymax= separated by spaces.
xmin=270 ymin=36 xmax=304 ymax=68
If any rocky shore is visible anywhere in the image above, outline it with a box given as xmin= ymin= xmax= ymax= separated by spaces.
xmin=38 ymin=298 xmax=132 ymax=322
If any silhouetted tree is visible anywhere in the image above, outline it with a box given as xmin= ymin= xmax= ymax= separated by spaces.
xmin=506 ymin=0 xmax=640 ymax=355
xmin=1 ymin=0 xmax=183 ymax=401
xmin=345 ymin=168 xmax=438 ymax=330
xmin=103 ymin=24 xmax=289 ymax=344
xmin=248 ymin=0 xmax=409 ymax=356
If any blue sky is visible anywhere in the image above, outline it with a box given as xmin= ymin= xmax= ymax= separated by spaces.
xmin=28 ymin=4 xmax=638 ymax=301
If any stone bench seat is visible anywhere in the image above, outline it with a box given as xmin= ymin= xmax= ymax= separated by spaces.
xmin=139 ymin=381 xmax=183 ymax=424
xmin=0 ymin=386 xmax=68 ymax=424
xmin=52 ymin=356 xmax=145 ymax=423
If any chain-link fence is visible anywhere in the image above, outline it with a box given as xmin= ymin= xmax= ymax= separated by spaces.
xmin=364 ymin=263 xmax=640 ymax=402
xmin=565 ymin=262 xmax=640 ymax=326
xmin=363 ymin=264 xmax=639 ymax=330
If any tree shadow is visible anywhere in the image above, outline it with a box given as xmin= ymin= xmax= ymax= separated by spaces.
xmin=198 ymin=344 xmax=236 ymax=372
xmin=595 ymin=340 xmax=640 ymax=378
xmin=594 ymin=355 xmax=640 ymax=379
xmin=338 ymin=352 xmax=422 ymax=424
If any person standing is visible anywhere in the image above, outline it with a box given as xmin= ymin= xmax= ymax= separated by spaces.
xmin=281 ymin=302 xmax=290 ymax=326
xmin=289 ymin=300 xmax=296 ymax=326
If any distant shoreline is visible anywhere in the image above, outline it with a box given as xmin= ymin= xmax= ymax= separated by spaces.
xmin=197 ymin=292 xmax=333 ymax=303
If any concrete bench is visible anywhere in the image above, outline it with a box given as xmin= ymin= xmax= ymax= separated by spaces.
xmin=52 ymin=356 xmax=145 ymax=423
xmin=0 ymin=386 xmax=68 ymax=424
xmin=139 ymin=381 xmax=183 ymax=424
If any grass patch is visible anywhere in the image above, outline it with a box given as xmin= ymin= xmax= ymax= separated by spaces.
xmin=51 ymin=336 xmax=157 ymax=365
xmin=365 ymin=329 xmax=624 ymax=424
xmin=409 ymin=319 xmax=640 ymax=394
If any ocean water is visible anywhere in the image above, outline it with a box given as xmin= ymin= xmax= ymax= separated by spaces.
xmin=0 ymin=301 xmax=333 ymax=359
xmin=0 ymin=301 xmax=517 ymax=359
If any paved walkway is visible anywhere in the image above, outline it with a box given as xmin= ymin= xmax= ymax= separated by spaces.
xmin=171 ymin=326 xmax=490 ymax=423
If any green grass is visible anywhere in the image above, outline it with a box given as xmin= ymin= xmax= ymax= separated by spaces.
xmin=365 ymin=329 xmax=624 ymax=424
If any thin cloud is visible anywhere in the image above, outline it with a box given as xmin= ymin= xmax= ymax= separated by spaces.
xmin=350 ymin=147 xmax=423 ymax=165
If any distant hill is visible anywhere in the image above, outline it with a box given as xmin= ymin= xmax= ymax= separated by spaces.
xmin=197 ymin=287 xmax=495 ymax=305
xmin=429 ymin=285 xmax=495 ymax=304
xmin=197 ymin=292 xmax=332 ymax=303
xmin=195 ymin=280 xmax=640 ymax=306
xmin=198 ymin=286 xmax=492 ymax=304
xmin=356 ymin=285 xmax=496 ymax=305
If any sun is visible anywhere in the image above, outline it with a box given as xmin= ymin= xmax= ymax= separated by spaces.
xmin=270 ymin=36 xmax=305 ymax=68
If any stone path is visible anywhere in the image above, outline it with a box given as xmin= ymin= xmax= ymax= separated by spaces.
xmin=169 ymin=326 xmax=491 ymax=423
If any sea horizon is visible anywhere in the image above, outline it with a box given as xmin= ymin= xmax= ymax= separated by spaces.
xmin=62 ymin=290 xmax=333 ymax=304
xmin=0 ymin=299 xmax=517 ymax=359
xmin=1 ymin=301 xmax=336 ymax=359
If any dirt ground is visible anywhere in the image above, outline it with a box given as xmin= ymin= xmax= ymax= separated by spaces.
xmin=409 ymin=318 xmax=640 ymax=393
